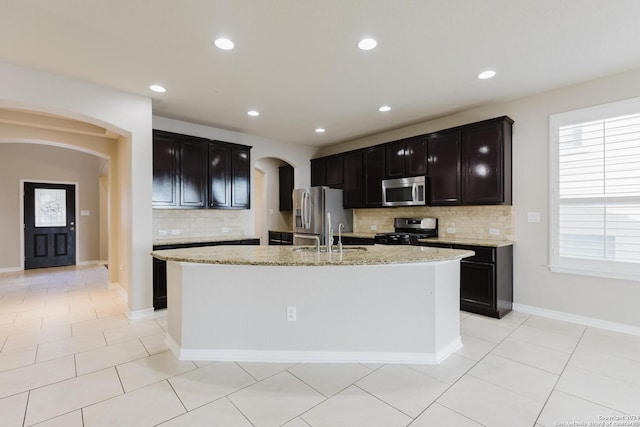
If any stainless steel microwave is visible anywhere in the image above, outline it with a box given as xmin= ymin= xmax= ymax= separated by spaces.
xmin=382 ymin=176 xmax=426 ymax=207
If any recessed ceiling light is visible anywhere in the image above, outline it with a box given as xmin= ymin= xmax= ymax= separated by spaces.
xmin=358 ymin=38 xmax=377 ymax=51
xmin=149 ymin=84 xmax=166 ymax=93
xmin=315 ymin=128 xmax=326 ymax=133
xmin=378 ymin=105 xmax=391 ymax=112
xmin=214 ymin=38 xmax=235 ymax=50
xmin=477 ymin=70 xmax=496 ymax=80
xmin=247 ymin=110 xmax=260 ymax=117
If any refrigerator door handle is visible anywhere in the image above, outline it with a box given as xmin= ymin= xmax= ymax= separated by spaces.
xmin=303 ymin=190 xmax=311 ymax=229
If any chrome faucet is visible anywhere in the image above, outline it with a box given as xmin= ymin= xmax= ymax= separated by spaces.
xmin=293 ymin=234 xmax=320 ymax=253
xmin=338 ymin=223 xmax=344 ymax=254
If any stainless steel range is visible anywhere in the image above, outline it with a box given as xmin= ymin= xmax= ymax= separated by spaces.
xmin=374 ymin=217 xmax=438 ymax=245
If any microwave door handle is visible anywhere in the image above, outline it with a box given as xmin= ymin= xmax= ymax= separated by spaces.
xmin=412 ymin=183 xmax=418 ymax=202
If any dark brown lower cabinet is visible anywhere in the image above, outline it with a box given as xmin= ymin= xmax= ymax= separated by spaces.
xmin=152 ymin=238 xmax=259 ymax=310
xmin=341 ymin=236 xmax=375 ymax=245
xmin=268 ymin=231 xmax=293 ymax=245
xmin=419 ymin=242 xmax=513 ymax=318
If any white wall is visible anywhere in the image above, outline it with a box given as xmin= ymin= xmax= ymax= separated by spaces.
xmin=0 ymin=60 xmax=153 ymax=317
xmin=319 ymin=67 xmax=640 ymax=328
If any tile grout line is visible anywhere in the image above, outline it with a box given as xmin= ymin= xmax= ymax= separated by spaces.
xmin=414 ymin=313 xmax=532 ymax=425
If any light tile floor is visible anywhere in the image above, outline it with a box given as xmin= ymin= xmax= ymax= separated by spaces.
xmin=1 ymin=265 xmax=639 ymax=426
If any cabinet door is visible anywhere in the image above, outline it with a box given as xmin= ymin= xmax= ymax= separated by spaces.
xmin=279 ymin=165 xmax=294 ymax=211
xmin=152 ymin=258 xmax=167 ymax=310
xmin=363 ymin=146 xmax=385 ymax=207
xmin=208 ymin=143 xmax=230 ymax=208
xmin=152 ymin=132 xmax=179 ymax=207
xmin=461 ymin=121 xmax=506 ymax=204
xmin=342 ymin=151 xmax=363 ymax=208
xmin=325 ymin=155 xmax=343 ymax=188
xmin=385 ymin=140 xmax=406 ymax=179
xmin=427 ymin=131 xmax=461 ymax=205
xmin=460 ymin=261 xmax=495 ymax=310
xmin=311 ymin=158 xmax=325 ymax=186
xmin=179 ymin=137 xmax=208 ymax=208
xmin=405 ymin=136 xmax=427 ymax=177
xmin=231 ymin=146 xmax=250 ymax=209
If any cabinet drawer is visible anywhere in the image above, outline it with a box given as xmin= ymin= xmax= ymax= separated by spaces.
xmin=455 ymin=245 xmax=495 ymax=263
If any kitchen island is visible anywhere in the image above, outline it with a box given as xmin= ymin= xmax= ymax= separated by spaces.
xmin=151 ymin=245 xmax=473 ymax=365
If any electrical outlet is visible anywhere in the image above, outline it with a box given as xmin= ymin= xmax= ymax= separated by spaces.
xmin=527 ymin=212 xmax=541 ymax=223
xmin=286 ymin=306 xmax=297 ymax=322
xmin=446 ymin=227 xmax=456 ymax=234
xmin=222 ymin=227 xmax=230 ymax=233
xmin=158 ymin=230 xmax=168 ymax=236
xmin=489 ymin=228 xmax=500 ymax=235
xmin=370 ymin=225 xmax=377 ymax=231
xmin=170 ymin=229 xmax=180 ymax=235
xmin=80 ymin=210 xmax=90 ymax=216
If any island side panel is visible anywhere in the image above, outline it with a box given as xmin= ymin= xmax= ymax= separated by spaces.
xmin=432 ymin=260 xmax=462 ymax=360
xmin=166 ymin=260 xmax=461 ymax=364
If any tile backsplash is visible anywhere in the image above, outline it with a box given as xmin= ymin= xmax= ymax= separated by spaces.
xmin=353 ymin=205 xmax=514 ymax=241
xmin=153 ymin=209 xmax=246 ymax=241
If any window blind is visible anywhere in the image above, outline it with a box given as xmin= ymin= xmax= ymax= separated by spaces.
xmin=550 ymin=99 xmax=640 ymax=280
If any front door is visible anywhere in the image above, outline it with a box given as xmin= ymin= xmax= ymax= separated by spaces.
xmin=24 ymin=182 xmax=76 ymax=269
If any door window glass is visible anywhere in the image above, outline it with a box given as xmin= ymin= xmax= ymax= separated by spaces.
xmin=35 ymin=188 xmax=67 ymax=227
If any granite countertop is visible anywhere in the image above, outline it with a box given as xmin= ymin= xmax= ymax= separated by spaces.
xmin=151 ymin=244 xmax=474 ymax=267
xmin=418 ymin=237 xmax=514 ymax=247
xmin=153 ymin=235 xmax=259 ymax=247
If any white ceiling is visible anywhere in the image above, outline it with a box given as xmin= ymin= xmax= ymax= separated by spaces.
xmin=1 ymin=0 xmax=640 ymax=146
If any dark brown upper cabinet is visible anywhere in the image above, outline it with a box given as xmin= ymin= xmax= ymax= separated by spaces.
xmin=310 ymin=155 xmax=343 ymax=188
xmin=179 ymin=136 xmax=208 ymax=208
xmin=208 ymin=141 xmax=251 ymax=209
xmin=152 ymin=130 xmax=251 ymax=209
xmin=428 ymin=116 xmax=513 ymax=206
xmin=427 ymin=130 xmax=462 ymax=205
xmin=384 ymin=136 xmax=427 ymax=179
xmin=342 ymin=150 xmax=363 ymax=208
xmin=230 ymin=145 xmax=251 ymax=209
xmin=279 ymin=165 xmax=294 ymax=211
xmin=308 ymin=116 xmax=512 ymax=208
xmin=324 ymin=155 xmax=343 ymax=188
xmin=363 ymin=146 xmax=385 ymax=207
xmin=310 ymin=158 xmax=325 ymax=187
xmin=152 ymin=131 xmax=179 ymax=207
xmin=461 ymin=118 xmax=512 ymax=205
xmin=207 ymin=142 xmax=231 ymax=208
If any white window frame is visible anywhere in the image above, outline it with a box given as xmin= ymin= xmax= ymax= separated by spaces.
xmin=549 ymin=97 xmax=640 ymax=281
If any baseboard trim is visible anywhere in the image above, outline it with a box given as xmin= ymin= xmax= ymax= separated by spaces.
xmin=126 ymin=307 xmax=156 ymax=321
xmin=165 ymin=334 xmax=462 ymax=365
xmin=513 ymin=303 xmax=640 ymax=337
xmin=0 ymin=266 xmax=23 ymax=273
xmin=77 ymin=260 xmax=103 ymax=266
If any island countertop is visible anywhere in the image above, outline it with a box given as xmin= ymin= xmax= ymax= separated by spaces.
xmin=151 ymin=244 xmax=474 ymax=266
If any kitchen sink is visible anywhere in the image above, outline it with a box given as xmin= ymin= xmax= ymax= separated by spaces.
xmin=292 ymin=246 xmax=368 ymax=253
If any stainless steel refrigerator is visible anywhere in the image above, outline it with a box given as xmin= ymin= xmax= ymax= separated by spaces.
xmin=292 ymin=186 xmax=353 ymax=246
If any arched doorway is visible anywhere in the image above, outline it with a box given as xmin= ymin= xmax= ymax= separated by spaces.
xmin=253 ymin=157 xmax=295 ymax=245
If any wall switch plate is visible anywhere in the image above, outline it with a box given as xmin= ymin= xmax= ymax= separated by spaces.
xmin=170 ymin=229 xmax=180 ymax=235
xmin=527 ymin=212 xmax=541 ymax=223
xmin=446 ymin=227 xmax=456 ymax=234
xmin=158 ymin=230 xmax=168 ymax=236
xmin=286 ymin=306 xmax=297 ymax=321
xmin=80 ymin=210 xmax=90 ymax=216
xmin=489 ymin=228 xmax=500 ymax=235
xmin=221 ymin=227 xmax=230 ymax=233
xmin=370 ymin=225 xmax=377 ymax=231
